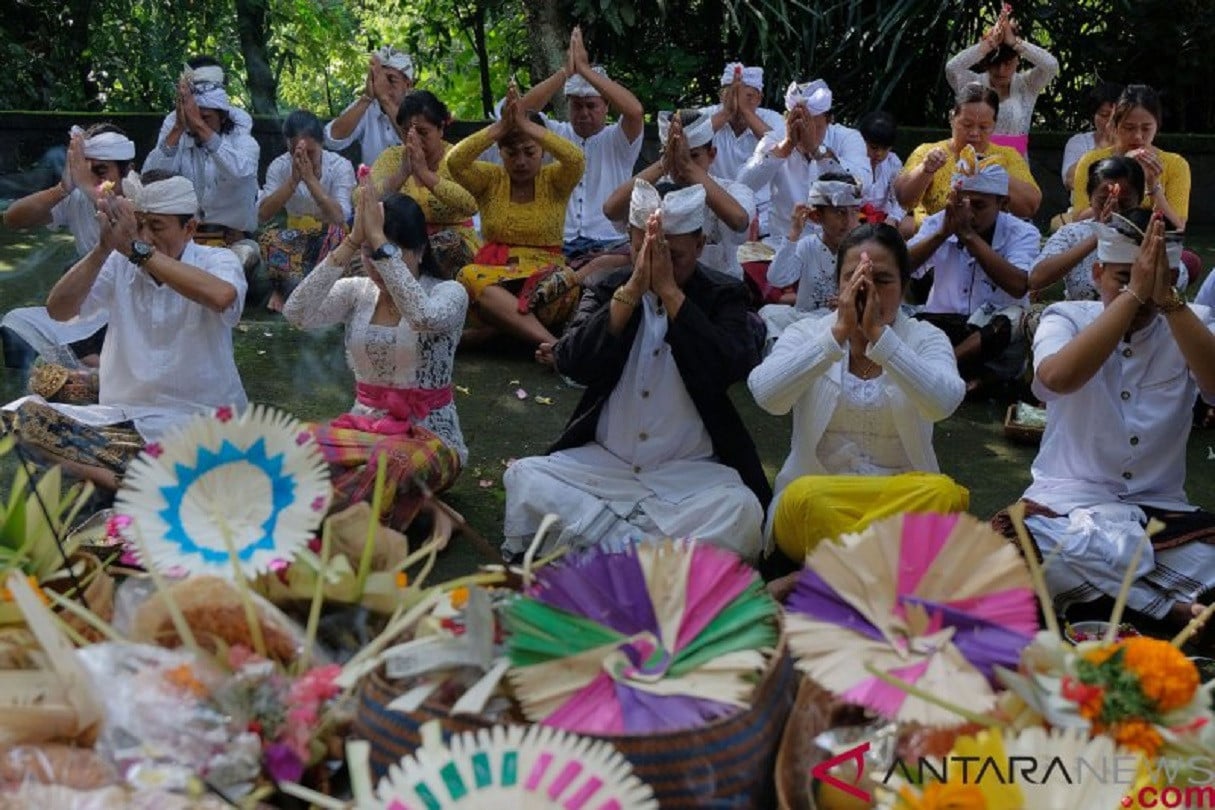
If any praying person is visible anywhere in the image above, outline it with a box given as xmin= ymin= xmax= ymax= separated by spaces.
xmin=706 ymin=62 xmax=785 ymax=234
xmin=856 ymin=111 xmax=912 ymax=236
xmin=1 ymin=171 xmax=247 ymax=497
xmin=907 ymin=152 xmax=1039 ymax=389
xmin=994 ymin=214 xmax=1215 ymax=630
xmin=517 ymin=26 xmax=645 ymax=259
xmin=143 ymin=63 xmax=261 ymax=274
xmin=324 ymin=46 xmax=415 ymax=167
xmin=257 ymin=110 xmax=356 ymax=312
xmin=283 ymin=187 xmax=467 ymax=545
xmin=738 ymin=79 xmax=870 ymax=250
xmin=502 ymin=181 xmax=768 ymax=562
xmin=2 ymin=123 xmax=136 ymax=373
xmin=601 ymin=109 xmax=753 ymax=280
xmin=749 ymin=223 xmax=967 ymax=562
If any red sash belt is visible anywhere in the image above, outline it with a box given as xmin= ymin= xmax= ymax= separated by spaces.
xmin=331 ymin=382 xmax=454 ymax=435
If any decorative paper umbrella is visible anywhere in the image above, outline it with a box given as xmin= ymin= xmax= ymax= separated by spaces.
xmin=115 ymin=404 xmax=330 ymax=578
xmin=505 ymin=538 xmax=780 ymax=735
xmin=786 ymin=512 xmax=1038 ymax=726
xmin=374 ymin=724 xmax=658 ymax=810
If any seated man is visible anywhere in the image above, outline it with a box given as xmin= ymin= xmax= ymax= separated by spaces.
xmin=517 ymin=26 xmax=644 ymax=260
xmin=907 ymin=154 xmax=1039 ymax=388
xmin=502 ymin=181 xmax=769 ymax=562
xmin=1 ymin=171 xmax=247 ymax=498
xmin=2 ymin=123 xmax=136 ymax=372
xmin=738 ymin=79 xmax=870 ymax=249
xmin=143 ymin=63 xmax=260 ymax=277
xmin=324 ymin=46 xmax=414 ymax=168
xmin=994 ymin=213 xmax=1215 ymax=628
xmin=601 ymin=109 xmax=753 ymax=280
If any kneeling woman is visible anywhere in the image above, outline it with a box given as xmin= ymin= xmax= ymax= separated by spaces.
xmin=283 ymin=187 xmax=468 ymax=544
xmin=446 ymin=88 xmax=585 ymax=356
xmin=748 ymin=223 xmax=969 ymax=561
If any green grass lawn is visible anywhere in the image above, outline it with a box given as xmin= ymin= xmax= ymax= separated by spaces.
xmin=3 ymin=227 xmax=1215 ymax=584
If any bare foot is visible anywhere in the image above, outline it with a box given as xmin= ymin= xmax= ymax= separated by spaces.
xmin=1169 ymin=600 xmax=1208 ymax=628
xmin=421 ymin=499 xmax=463 ymax=551
xmin=766 ymin=571 xmax=801 ymax=603
xmin=535 ymin=342 xmax=555 ymax=367
xmin=267 ymin=290 xmax=285 ymax=313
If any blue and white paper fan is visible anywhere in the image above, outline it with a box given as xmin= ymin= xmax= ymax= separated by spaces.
xmin=115 ymin=404 xmax=330 ymax=578
xmin=374 ymin=724 xmax=658 ymax=810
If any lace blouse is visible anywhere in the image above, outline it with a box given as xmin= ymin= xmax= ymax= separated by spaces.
xmin=816 ymin=369 xmax=913 ymax=475
xmin=282 ymin=251 xmax=469 ymax=463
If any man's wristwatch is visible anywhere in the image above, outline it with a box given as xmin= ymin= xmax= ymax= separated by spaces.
xmin=370 ymin=242 xmax=401 ymax=261
xmin=129 ymin=240 xmax=155 ymax=266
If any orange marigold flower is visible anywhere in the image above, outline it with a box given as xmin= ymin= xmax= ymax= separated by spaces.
xmin=1116 ymin=636 xmax=1199 ymax=711
xmin=1112 ymin=719 xmax=1164 ymax=758
xmin=900 ymin=782 xmax=987 ymax=810
xmin=164 ymin=663 xmax=208 ymax=698
xmin=450 ymin=586 xmax=469 ymax=609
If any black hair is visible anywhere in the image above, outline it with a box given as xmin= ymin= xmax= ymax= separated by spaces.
xmin=953 ymin=82 xmax=1000 ymax=120
xmin=811 ymin=171 xmax=861 ymax=211
xmin=499 ymin=112 xmax=547 ymax=151
xmin=186 ymin=55 xmax=223 ymax=74
xmin=282 ymin=109 xmax=324 ymax=143
xmin=857 ymin=111 xmax=897 ymax=148
xmin=835 ymin=222 xmax=911 ymax=285
xmin=1086 ymin=155 xmax=1144 ymax=199
xmin=382 ymin=193 xmax=442 ymax=278
xmin=82 ymin=122 xmax=134 ymax=175
xmin=1088 ymin=80 xmax=1124 ymax=117
xmin=138 ymin=169 xmax=196 ymax=225
xmin=397 ymin=90 xmax=451 ymax=131
xmin=974 ymin=44 xmax=1019 ymax=71
xmin=1113 ymin=205 xmax=1180 ymax=238
xmin=1114 ymin=84 xmax=1162 ymax=128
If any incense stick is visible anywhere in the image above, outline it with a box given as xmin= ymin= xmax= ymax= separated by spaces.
xmin=1008 ymin=501 xmax=1060 ymax=638
xmin=1105 ymin=518 xmax=1162 ymax=645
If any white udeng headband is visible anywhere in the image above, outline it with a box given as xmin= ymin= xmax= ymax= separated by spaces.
xmin=121 ymin=175 xmax=199 ymax=215
xmin=564 ymin=65 xmax=607 ymax=98
xmin=628 ymin=178 xmax=707 ymax=234
xmin=785 ymin=79 xmax=831 ymax=114
xmin=374 ymin=46 xmax=415 ymax=80
xmin=807 ymin=180 xmax=862 ymax=207
xmin=69 ymin=125 xmax=135 ymax=161
xmin=657 ymin=110 xmax=715 ymax=149
xmin=721 ymin=63 xmax=763 ymax=92
xmin=1096 ymin=215 xmax=1184 ymax=268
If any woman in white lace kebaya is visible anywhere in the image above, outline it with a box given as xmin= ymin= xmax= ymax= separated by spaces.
xmin=748 ymin=223 xmax=968 ymax=561
xmin=283 ymin=188 xmax=468 ymax=544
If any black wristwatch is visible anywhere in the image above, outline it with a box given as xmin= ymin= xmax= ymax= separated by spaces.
xmin=370 ymin=242 xmax=401 ymax=261
xmin=129 ymin=240 xmax=155 ymax=266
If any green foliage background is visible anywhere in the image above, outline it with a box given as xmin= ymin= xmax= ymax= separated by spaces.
xmin=1 ymin=0 xmax=1212 ymax=132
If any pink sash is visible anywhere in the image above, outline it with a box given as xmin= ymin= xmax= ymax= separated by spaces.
xmin=330 ymin=382 xmax=454 ymax=435
xmin=990 ymin=133 xmax=1029 ymax=156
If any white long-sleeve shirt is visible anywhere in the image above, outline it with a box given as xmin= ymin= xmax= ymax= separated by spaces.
xmin=738 ymin=123 xmax=871 ymax=248
xmin=323 ymin=100 xmax=401 ymax=168
xmin=944 ymin=40 xmax=1059 ymax=136
xmin=144 ymin=127 xmax=260 ymax=233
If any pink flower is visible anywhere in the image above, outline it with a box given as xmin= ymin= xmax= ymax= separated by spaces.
xmin=144 ymin=442 xmax=163 ymax=458
xmin=215 ymin=405 xmax=234 ymax=423
xmin=105 ymin=513 xmax=133 ymax=540
xmin=357 ymin=164 xmax=371 ymax=180
xmin=287 ymin=704 xmax=318 ymax=729
xmin=310 ymin=495 xmax=326 ymax=512
xmin=227 ymin=644 xmax=260 ymax=670
xmin=295 ymin=430 xmax=312 ymax=446
xmin=290 ymin=664 xmax=342 ymax=705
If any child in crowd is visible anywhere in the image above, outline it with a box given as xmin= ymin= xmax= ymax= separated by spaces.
xmin=758 ymin=173 xmax=862 ymax=344
xmin=857 ymin=111 xmax=913 ymax=237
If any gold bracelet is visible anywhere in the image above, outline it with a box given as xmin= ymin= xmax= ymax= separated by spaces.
xmin=612 ymin=287 xmax=638 ymax=308
xmin=1159 ymin=288 xmax=1188 ymax=314
xmin=1120 ymin=285 xmax=1147 ymax=306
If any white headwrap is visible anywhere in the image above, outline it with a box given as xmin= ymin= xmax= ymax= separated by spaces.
xmin=182 ymin=64 xmax=225 ymax=86
xmin=564 ymin=66 xmax=607 ymax=98
xmin=808 ymin=178 xmax=862 ymax=207
xmin=785 ymin=79 xmax=832 ymax=114
xmin=374 ymin=46 xmax=415 ymax=80
xmin=121 ymin=175 xmax=199 ymax=216
xmin=657 ymin=110 xmax=715 ymax=149
xmin=179 ymin=63 xmax=231 ymax=111
xmin=950 ymin=145 xmax=1009 ymax=196
xmin=192 ymin=86 xmax=231 ymax=112
xmin=68 ymin=125 xmax=135 ymax=162
xmin=721 ymin=62 xmax=764 ymax=92
xmin=1096 ymin=214 xmax=1184 ymax=268
xmin=628 ymin=179 xmax=706 ymax=234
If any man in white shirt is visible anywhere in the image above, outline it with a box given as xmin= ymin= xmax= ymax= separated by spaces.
xmin=143 ymin=64 xmax=260 ymax=273
xmin=738 ymin=79 xmax=870 ymax=248
xmin=518 ymin=26 xmax=644 ymax=259
xmin=995 ymin=214 xmax=1215 ymax=628
xmin=502 ymin=181 xmax=767 ymax=562
xmin=601 ymin=109 xmax=754 ymax=280
xmin=324 ymin=46 xmax=414 ymax=168
xmin=907 ymin=158 xmax=1039 ymax=386
xmin=705 ymin=63 xmax=785 ymax=235
xmin=2 ymin=124 xmax=136 ymax=371
xmin=2 ymin=171 xmax=248 ymax=497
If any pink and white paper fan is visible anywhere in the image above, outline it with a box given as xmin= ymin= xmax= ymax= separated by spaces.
xmin=374 ymin=724 xmax=658 ymax=810
xmin=115 ymin=404 xmax=330 ymax=578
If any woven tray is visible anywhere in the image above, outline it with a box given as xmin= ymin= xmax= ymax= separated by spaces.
xmin=1003 ymin=404 xmax=1044 ymax=445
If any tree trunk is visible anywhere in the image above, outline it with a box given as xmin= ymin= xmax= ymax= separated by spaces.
xmin=233 ymin=0 xmax=278 ymax=115
xmin=523 ymin=0 xmax=567 ymax=117
xmin=472 ymin=3 xmax=494 ymax=118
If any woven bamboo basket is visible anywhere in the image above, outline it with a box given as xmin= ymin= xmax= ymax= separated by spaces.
xmin=1003 ymin=404 xmax=1044 ymax=445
